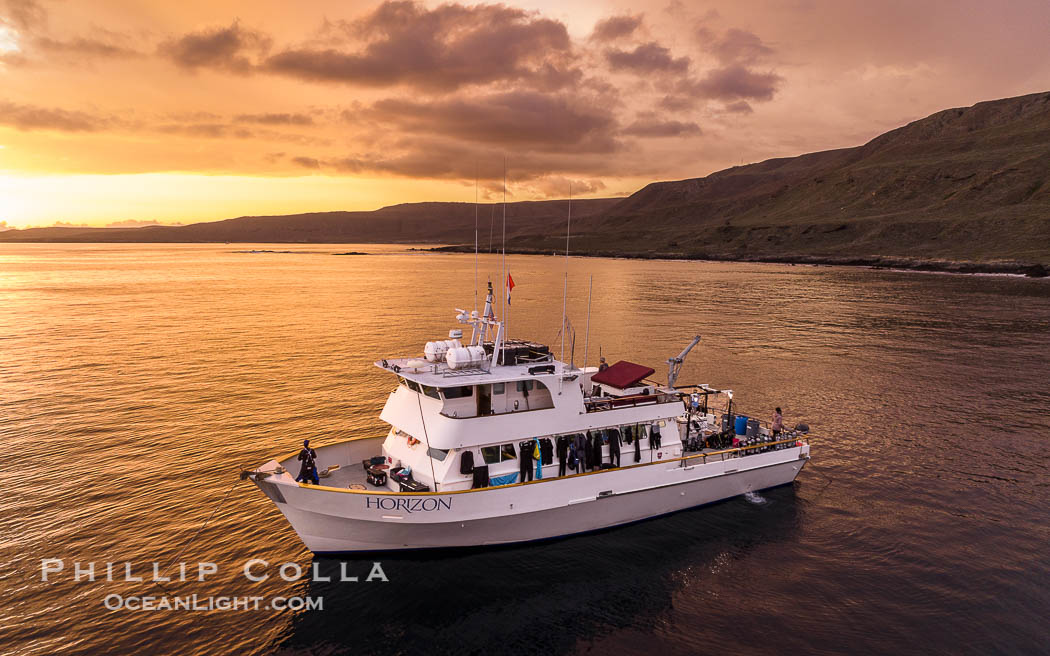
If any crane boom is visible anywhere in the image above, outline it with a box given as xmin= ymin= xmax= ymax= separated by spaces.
xmin=666 ymin=335 xmax=701 ymax=388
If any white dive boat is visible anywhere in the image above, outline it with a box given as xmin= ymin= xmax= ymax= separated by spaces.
xmin=248 ymin=282 xmax=811 ymax=553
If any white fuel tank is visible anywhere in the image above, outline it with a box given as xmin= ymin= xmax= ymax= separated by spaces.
xmin=424 ymin=341 xmax=448 ymax=362
xmin=446 ymin=345 xmax=487 ymax=370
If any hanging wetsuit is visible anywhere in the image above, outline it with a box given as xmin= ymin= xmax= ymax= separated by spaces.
xmin=556 ymin=436 xmax=569 ymax=476
xmin=624 ymin=425 xmax=633 ymax=445
xmin=540 ymin=438 xmax=554 ymax=465
xmin=519 ymin=440 xmax=534 ymax=483
xmin=634 ymin=426 xmax=642 ymax=462
xmin=592 ymin=431 xmax=604 ymax=469
xmin=651 ymin=424 xmax=662 ymax=450
xmin=579 ymin=433 xmax=590 ymax=471
xmin=608 ymin=428 xmax=622 ymax=467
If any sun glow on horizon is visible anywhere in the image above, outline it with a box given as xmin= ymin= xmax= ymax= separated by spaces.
xmin=0 ymin=171 xmax=630 ymax=229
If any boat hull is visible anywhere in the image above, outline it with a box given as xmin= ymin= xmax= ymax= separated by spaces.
xmin=254 ymin=446 xmax=809 ymax=553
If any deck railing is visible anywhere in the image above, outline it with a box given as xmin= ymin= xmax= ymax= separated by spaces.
xmin=584 ymin=391 xmax=681 ymax=412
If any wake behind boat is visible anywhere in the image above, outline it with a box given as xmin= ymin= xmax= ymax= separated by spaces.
xmin=247 ymin=281 xmax=811 ymax=553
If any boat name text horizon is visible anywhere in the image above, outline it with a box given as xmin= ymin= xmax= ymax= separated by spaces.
xmin=365 ymin=497 xmax=453 ymax=513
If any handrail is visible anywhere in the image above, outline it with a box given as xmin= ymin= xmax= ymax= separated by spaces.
xmin=584 ymin=391 xmax=680 ymax=412
xmin=272 ymin=435 xmax=809 ymax=497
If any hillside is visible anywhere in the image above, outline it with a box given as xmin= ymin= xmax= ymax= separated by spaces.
xmin=0 ymin=199 xmax=620 ymax=244
xmin=3 ymin=91 xmax=1049 ymax=271
xmin=514 ymin=91 xmax=1050 ymax=267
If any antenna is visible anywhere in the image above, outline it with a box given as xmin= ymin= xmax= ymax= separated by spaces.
xmin=489 ymin=205 xmax=495 ymax=254
xmin=474 ymin=163 xmax=479 ymax=314
xmin=583 ymin=274 xmax=592 ymax=372
xmin=502 ymin=156 xmax=507 ymax=343
xmin=560 ymin=182 xmax=571 ymax=363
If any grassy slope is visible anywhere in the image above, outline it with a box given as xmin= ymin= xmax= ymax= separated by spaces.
xmin=517 ymin=91 xmax=1050 ymax=265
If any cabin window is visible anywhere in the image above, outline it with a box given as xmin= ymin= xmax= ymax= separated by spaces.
xmin=442 ymin=386 xmax=473 ymax=399
xmin=516 ymin=380 xmax=535 ymax=392
xmin=397 ymin=375 xmax=407 ymax=386
xmin=428 ymin=447 xmax=449 ymax=461
xmin=481 ymin=443 xmax=517 ymax=464
xmin=405 ymin=380 xmax=421 ymax=393
xmin=422 ymin=385 xmax=441 ymax=400
xmin=493 ymin=383 xmax=505 ymax=394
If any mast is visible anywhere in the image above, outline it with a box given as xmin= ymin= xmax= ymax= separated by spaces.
xmin=501 ymin=156 xmax=507 ymax=346
xmin=560 ymin=182 xmax=571 ymax=363
xmin=474 ymin=164 xmax=479 ymax=316
xmin=583 ymin=274 xmax=592 ymax=372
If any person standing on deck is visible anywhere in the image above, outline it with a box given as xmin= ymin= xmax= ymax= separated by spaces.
xmin=771 ymin=407 xmax=784 ymax=438
xmin=598 ymin=357 xmax=609 ymax=372
xmin=296 ymin=439 xmax=319 ymax=485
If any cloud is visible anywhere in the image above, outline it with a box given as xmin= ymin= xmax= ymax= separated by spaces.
xmin=684 ymin=64 xmax=781 ymax=101
xmin=263 ymin=1 xmax=577 ymax=92
xmin=590 ymin=14 xmax=643 ymax=42
xmin=293 ymin=134 xmax=631 ymax=184
xmin=605 ymin=41 xmax=690 ymax=74
xmin=725 ymin=100 xmax=753 ymax=114
xmin=0 ymin=100 xmax=106 ymax=131
xmin=708 ymin=28 xmax=773 ymax=64
xmin=1 ymin=0 xmax=46 ymax=31
xmin=234 ymin=112 xmax=314 ymax=126
xmin=366 ymin=90 xmax=619 ymax=153
xmin=623 ymin=118 xmax=701 ymax=137
xmin=657 ymin=94 xmax=697 ymax=112
xmin=105 ymin=219 xmax=183 ymax=227
xmin=156 ymin=123 xmax=254 ymax=138
xmin=521 ymin=175 xmax=607 ymax=197
xmin=159 ymin=21 xmax=271 ymax=73
xmin=33 ymin=35 xmax=141 ymax=58
xmin=291 ymin=156 xmax=321 ymax=169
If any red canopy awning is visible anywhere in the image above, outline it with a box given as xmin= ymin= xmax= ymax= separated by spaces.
xmin=591 ymin=360 xmax=656 ymax=389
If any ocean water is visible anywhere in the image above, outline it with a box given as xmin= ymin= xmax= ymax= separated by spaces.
xmin=1 ymin=243 xmax=1048 ymax=655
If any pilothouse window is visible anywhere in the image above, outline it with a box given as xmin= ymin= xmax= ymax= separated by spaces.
xmin=428 ymin=447 xmax=449 ymax=461
xmin=442 ymin=386 xmax=473 ymax=399
xmin=422 ymin=385 xmax=441 ymax=400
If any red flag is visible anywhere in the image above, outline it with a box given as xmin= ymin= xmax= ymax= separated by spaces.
xmin=506 ymin=273 xmax=515 ymax=305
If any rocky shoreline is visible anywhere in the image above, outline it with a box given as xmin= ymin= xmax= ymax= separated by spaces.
xmin=431 ymin=245 xmax=1049 ymax=278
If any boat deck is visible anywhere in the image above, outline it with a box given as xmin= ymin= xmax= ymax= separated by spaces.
xmin=319 ymin=465 xmax=371 ymax=490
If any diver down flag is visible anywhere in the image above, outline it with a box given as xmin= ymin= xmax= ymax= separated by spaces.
xmin=506 ymin=273 xmax=515 ymax=305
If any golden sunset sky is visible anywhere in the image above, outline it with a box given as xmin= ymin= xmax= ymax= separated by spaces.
xmin=1 ymin=0 xmax=1048 ymax=228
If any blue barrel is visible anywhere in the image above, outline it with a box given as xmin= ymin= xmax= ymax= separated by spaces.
xmin=734 ymin=415 xmax=749 ymax=435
